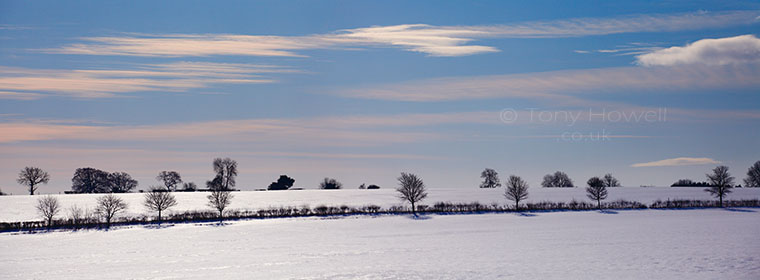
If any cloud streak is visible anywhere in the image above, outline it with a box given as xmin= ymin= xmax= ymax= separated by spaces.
xmin=0 ymin=62 xmax=294 ymax=98
xmin=3 ymin=108 xmax=759 ymax=145
xmin=46 ymin=10 xmax=760 ymax=57
xmin=335 ymin=64 xmax=760 ymax=101
xmin=631 ymin=157 xmax=721 ymax=167
xmin=636 ymin=34 xmax=760 ymax=66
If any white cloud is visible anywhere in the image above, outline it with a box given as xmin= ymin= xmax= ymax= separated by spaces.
xmin=0 ymin=62 xmax=294 ymax=98
xmin=46 ymin=10 xmax=760 ymax=57
xmin=334 ymin=64 xmax=760 ymax=102
xmin=631 ymin=157 xmax=721 ymax=167
xmin=334 ymin=24 xmax=499 ymax=56
xmin=637 ymin=35 xmax=760 ymax=66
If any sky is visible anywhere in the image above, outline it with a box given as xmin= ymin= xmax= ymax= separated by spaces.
xmin=1 ymin=0 xmax=759 ymax=194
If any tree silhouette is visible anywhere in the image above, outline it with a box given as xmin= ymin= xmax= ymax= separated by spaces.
xmin=744 ymin=160 xmax=760 ymax=188
xmin=396 ymin=172 xmax=427 ymax=215
xmin=108 ymin=172 xmax=138 ymax=193
xmin=206 ymin=176 xmax=223 ymax=190
xmin=144 ymin=188 xmax=177 ymax=223
xmin=95 ymin=194 xmax=128 ymax=228
xmin=319 ymin=178 xmax=342 ymax=189
xmin=586 ymin=177 xmax=607 ymax=209
xmin=705 ymin=165 xmax=734 ymax=207
xmin=268 ymin=175 xmax=295 ymax=190
xmin=182 ymin=182 xmax=198 ymax=192
xmin=602 ymin=173 xmax=621 ymax=187
xmin=671 ymin=179 xmax=695 ymax=187
xmin=541 ymin=171 xmax=574 ymax=188
xmin=480 ymin=168 xmax=501 ymax=188
xmin=208 ymin=189 xmax=233 ymax=221
xmin=156 ymin=171 xmax=182 ymax=192
xmin=71 ymin=168 xmax=110 ymax=193
xmin=504 ymin=175 xmax=529 ymax=210
xmin=36 ymin=195 xmax=60 ymax=228
xmin=17 ymin=167 xmax=50 ymax=195
xmin=213 ymin=158 xmax=238 ymax=191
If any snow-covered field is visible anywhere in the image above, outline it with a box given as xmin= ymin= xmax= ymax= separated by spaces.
xmin=1 ymin=187 xmax=760 ymax=222
xmin=1 ymin=208 xmax=759 ymax=279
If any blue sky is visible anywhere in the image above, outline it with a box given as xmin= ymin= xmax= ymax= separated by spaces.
xmin=1 ymin=0 xmax=759 ymax=194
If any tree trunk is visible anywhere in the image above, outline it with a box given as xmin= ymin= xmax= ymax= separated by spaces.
xmin=411 ymin=201 xmax=416 ymax=216
xmin=158 ymin=210 xmax=162 ymax=223
xmin=30 ymin=183 xmax=35 ymax=195
xmin=597 ymin=199 xmax=601 ymax=210
xmin=515 ymin=201 xmax=519 ymax=211
xmin=719 ymin=195 xmax=723 ymax=208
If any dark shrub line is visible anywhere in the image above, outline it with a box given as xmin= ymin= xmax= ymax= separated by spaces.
xmin=3 ymin=199 xmax=758 ymax=233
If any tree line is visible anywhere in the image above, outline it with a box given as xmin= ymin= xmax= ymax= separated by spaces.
xmin=478 ymin=162 xmax=758 ymax=208
xmin=15 ymin=160 xmax=760 ymax=195
xmin=9 ymin=160 xmax=760 ymax=230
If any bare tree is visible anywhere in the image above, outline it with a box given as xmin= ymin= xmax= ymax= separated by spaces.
xmin=68 ymin=205 xmax=85 ymax=228
xmin=504 ymin=175 xmax=529 ymax=210
xmin=319 ymin=178 xmax=343 ymax=189
xmin=17 ymin=167 xmax=50 ymax=195
xmin=95 ymin=194 xmax=128 ymax=228
xmin=213 ymin=158 xmax=238 ymax=190
xmin=602 ymin=173 xmax=621 ymax=187
xmin=744 ymin=160 xmax=760 ymax=188
xmin=396 ymin=172 xmax=427 ymax=215
xmin=586 ymin=177 xmax=607 ymax=209
xmin=207 ymin=189 xmax=233 ymax=221
xmin=705 ymin=165 xmax=734 ymax=207
xmin=480 ymin=168 xmax=501 ymax=188
xmin=541 ymin=171 xmax=574 ymax=188
xmin=109 ymin=172 xmax=138 ymax=193
xmin=156 ymin=171 xmax=182 ymax=192
xmin=144 ymin=188 xmax=178 ymax=223
xmin=36 ymin=195 xmax=60 ymax=228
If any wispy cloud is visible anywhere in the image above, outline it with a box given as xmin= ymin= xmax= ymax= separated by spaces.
xmin=0 ymin=115 xmax=448 ymax=146
xmin=0 ymin=24 xmax=34 ymax=30
xmin=46 ymin=10 xmax=759 ymax=57
xmin=0 ymin=62 xmax=294 ymax=98
xmin=631 ymin=157 xmax=721 ymax=167
xmin=575 ymin=42 xmax=664 ymax=56
xmin=472 ymin=10 xmax=758 ymax=38
xmin=3 ymin=108 xmax=759 ymax=145
xmin=636 ymin=34 xmax=760 ymax=66
xmin=334 ymin=64 xmax=760 ymax=102
xmin=0 ymin=91 xmax=45 ymax=100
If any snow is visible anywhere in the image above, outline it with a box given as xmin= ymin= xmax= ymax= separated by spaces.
xmin=1 ymin=208 xmax=758 ymax=279
xmin=1 ymin=187 xmax=759 ymax=222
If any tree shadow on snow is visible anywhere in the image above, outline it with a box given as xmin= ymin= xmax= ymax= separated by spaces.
xmin=143 ymin=224 xmax=175 ymax=229
xmin=723 ymin=208 xmax=756 ymax=213
xmin=196 ymin=222 xmax=233 ymax=227
xmin=405 ymin=214 xmax=432 ymax=220
xmin=599 ymin=210 xmax=619 ymax=214
xmin=513 ymin=212 xmax=537 ymax=217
